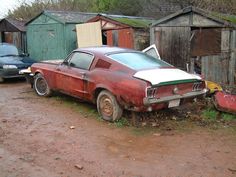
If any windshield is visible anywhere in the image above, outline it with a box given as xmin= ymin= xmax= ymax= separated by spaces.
xmin=0 ymin=44 xmax=19 ymax=57
xmin=108 ymin=52 xmax=171 ymax=70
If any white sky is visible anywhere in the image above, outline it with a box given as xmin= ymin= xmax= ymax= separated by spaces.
xmin=0 ymin=0 xmax=34 ymax=18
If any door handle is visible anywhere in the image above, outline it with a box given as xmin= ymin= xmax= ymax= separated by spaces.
xmin=80 ymin=72 xmax=85 ymax=75
xmin=80 ymin=72 xmax=86 ymax=79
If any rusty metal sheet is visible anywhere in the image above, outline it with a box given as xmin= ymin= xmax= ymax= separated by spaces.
xmin=213 ymin=91 xmax=236 ymax=115
xmin=107 ymin=30 xmax=113 ymax=46
xmin=118 ymin=28 xmax=133 ymax=49
xmin=106 ymin=28 xmax=134 ymax=49
xmin=4 ymin=32 xmax=13 ymax=43
xmin=191 ymin=28 xmax=221 ymax=57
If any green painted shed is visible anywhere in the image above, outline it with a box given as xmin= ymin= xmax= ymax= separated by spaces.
xmin=26 ymin=10 xmax=97 ymax=61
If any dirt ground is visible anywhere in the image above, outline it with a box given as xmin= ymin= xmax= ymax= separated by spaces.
xmin=0 ymin=80 xmax=236 ymax=177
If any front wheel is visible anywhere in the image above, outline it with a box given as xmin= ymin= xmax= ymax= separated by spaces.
xmin=34 ymin=73 xmax=52 ymax=97
xmin=97 ymin=90 xmax=123 ymax=121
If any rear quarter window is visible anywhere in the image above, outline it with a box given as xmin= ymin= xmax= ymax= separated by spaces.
xmin=95 ymin=59 xmax=111 ymax=69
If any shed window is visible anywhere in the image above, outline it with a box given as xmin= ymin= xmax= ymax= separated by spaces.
xmin=69 ymin=52 xmax=94 ymax=70
xmin=191 ymin=28 xmax=221 ymax=57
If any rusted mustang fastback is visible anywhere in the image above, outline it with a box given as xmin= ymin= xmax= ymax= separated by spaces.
xmin=30 ymin=46 xmax=207 ymax=121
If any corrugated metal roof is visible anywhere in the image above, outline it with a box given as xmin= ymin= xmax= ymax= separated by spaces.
xmin=45 ymin=10 xmax=98 ymax=23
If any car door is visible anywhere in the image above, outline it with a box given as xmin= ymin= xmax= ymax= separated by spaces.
xmin=142 ymin=44 xmax=161 ymax=60
xmin=55 ymin=51 xmax=94 ymax=99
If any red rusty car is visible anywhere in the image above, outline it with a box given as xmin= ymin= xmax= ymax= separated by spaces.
xmin=30 ymin=46 xmax=207 ymax=121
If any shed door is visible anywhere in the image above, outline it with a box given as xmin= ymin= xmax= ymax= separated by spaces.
xmin=106 ymin=29 xmax=134 ymax=49
xmin=76 ymin=22 xmax=102 ymax=48
xmin=28 ymin=24 xmax=62 ymax=60
xmin=42 ymin=25 xmax=62 ymax=60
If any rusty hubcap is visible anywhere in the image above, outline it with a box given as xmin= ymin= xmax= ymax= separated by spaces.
xmin=36 ymin=78 xmax=47 ymax=95
xmin=100 ymin=95 xmax=113 ymax=117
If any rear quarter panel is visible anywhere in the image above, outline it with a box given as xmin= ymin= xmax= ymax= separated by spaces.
xmin=88 ymin=55 xmax=149 ymax=109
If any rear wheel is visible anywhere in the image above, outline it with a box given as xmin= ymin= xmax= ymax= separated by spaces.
xmin=34 ymin=73 xmax=52 ymax=97
xmin=97 ymin=90 xmax=123 ymax=121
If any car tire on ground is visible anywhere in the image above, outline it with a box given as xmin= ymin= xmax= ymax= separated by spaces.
xmin=97 ymin=90 xmax=123 ymax=122
xmin=34 ymin=73 xmax=52 ymax=97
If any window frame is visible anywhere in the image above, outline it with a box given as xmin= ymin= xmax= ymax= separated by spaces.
xmin=64 ymin=51 xmax=95 ymax=71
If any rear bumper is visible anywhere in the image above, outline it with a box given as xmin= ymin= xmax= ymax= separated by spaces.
xmin=143 ymin=89 xmax=208 ymax=105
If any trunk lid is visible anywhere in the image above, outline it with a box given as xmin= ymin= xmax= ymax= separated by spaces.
xmin=133 ymin=68 xmax=201 ymax=86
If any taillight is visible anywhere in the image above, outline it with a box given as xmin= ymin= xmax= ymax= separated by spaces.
xmin=192 ymin=82 xmax=204 ymax=91
xmin=146 ymin=87 xmax=158 ymax=98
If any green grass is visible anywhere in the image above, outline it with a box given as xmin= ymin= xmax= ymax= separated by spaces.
xmin=201 ymin=106 xmax=236 ymax=121
xmin=114 ymin=117 xmax=130 ymax=127
xmin=222 ymin=113 xmax=236 ymax=121
xmin=110 ymin=17 xmax=153 ymax=28
xmin=211 ymin=12 xmax=236 ymax=24
xmin=202 ymin=108 xmax=218 ymax=120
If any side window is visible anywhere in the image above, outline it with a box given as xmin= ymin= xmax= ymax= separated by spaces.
xmin=69 ymin=52 xmax=94 ymax=70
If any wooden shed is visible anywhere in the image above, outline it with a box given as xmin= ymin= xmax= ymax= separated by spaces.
xmin=87 ymin=14 xmax=154 ymax=50
xmin=0 ymin=18 xmax=27 ymax=52
xmin=150 ymin=6 xmax=236 ymax=87
xmin=26 ymin=10 xmax=97 ymax=61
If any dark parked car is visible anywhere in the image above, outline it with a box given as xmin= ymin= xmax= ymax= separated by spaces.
xmin=0 ymin=43 xmax=35 ymax=82
xmin=26 ymin=46 xmax=207 ymax=121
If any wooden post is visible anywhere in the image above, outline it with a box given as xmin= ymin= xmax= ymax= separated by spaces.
xmin=190 ymin=57 xmax=195 ymax=73
xmin=131 ymin=111 xmax=137 ymax=126
xmin=229 ymin=30 xmax=236 ymax=86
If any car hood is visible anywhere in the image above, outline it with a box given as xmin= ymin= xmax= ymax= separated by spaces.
xmin=133 ymin=68 xmax=202 ymax=85
xmin=0 ymin=56 xmax=35 ymax=66
xmin=41 ymin=59 xmax=63 ymax=64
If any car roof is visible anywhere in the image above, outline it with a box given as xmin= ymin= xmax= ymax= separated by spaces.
xmin=74 ymin=46 xmax=138 ymax=55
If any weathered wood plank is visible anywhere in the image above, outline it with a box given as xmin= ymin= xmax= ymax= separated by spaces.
xmin=229 ymin=30 xmax=236 ymax=86
xmin=154 ymin=26 xmax=190 ymax=70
